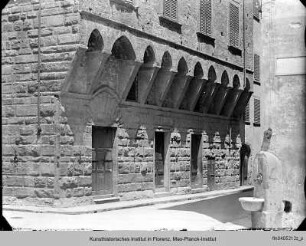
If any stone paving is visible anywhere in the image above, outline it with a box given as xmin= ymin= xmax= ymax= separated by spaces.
xmin=3 ymin=187 xmax=253 ymax=231
xmin=3 ymin=201 xmax=251 ymax=231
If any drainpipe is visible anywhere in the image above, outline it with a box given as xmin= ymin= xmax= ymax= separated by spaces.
xmin=37 ymin=0 xmax=42 ymax=136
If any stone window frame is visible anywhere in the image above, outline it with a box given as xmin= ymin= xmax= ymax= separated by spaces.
xmin=109 ymin=0 xmax=136 ymax=11
xmin=159 ymin=0 xmax=182 ymax=33
xmin=196 ymin=0 xmax=215 ymax=45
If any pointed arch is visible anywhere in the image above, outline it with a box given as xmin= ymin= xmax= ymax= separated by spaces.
xmin=194 ymin=62 xmax=204 ymax=78
xmin=233 ymin=75 xmax=240 ymax=89
xmin=221 ymin=71 xmax=229 ymax=86
xmin=161 ymin=51 xmax=172 ymax=70
xmin=177 ymin=57 xmax=188 ymax=75
xmin=143 ymin=46 xmax=155 ymax=65
xmin=208 ymin=66 xmax=217 ymax=82
xmin=87 ymin=29 xmax=104 ymax=52
xmin=111 ymin=36 xmax=136 ymax=60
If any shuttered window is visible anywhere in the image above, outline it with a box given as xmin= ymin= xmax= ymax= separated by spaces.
xmin=163 ymin=0 xmax=177 ymax=21
xmin=254 ymin=54 xmax=260 ymax=83
xmin=229 ymin=3 xmax=240 ymax=48
xmin=244 ymin=101 xmax=250 ymax=123
xmin=200 ymin=0 xmax=212 ymax=36
xmin=254 ymin=98 xmax=260 ymax=126
xmin=253 ymin=0 xmax=260 ymax=21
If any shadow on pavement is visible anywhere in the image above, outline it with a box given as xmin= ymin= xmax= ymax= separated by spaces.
xmin=161 ymin=190 xmax=253 ymax=227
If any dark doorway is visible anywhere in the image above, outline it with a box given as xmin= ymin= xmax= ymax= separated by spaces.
xmin=92 ymin=126 xmax=116 ymax=195
xmin=155 ymin=132 xmax=165 ymax=188
xmin=191 ymin=134 xmax=203 ymax=188
xmin=207 ymin=158 xmax=216 ymax=190
xmin=240 ymin=143 xmax=251 ymax=186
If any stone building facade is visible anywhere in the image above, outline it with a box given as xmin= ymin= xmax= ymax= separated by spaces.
xmin=258 ymin=0 xmax=306 ymax=229
xmin=2 ymin=0 xmax=261 ymax=207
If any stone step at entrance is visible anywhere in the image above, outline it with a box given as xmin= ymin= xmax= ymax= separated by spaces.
xmin=154 ymin=188 xmax=171 ymax=198
xmin=93 ymin=194 xmax=120 ymax=204
xmin=190 ymin=187 xmax=209 ymax=194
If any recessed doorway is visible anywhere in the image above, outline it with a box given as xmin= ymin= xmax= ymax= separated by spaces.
xmin=92 ymin=126 xmax=116 ymax=195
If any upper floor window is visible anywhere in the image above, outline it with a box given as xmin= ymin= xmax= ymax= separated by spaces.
xmin=199 ymin=0 xmax=212 ymax=36
xmin=229 ymin=2 xmax=240 ymax=48
xmin=254 ymin=54 xmax=260 ymax=84
xmin=254 ymin=98 xmax=261 ymax=126
xmin=253 ymin=0 xmax=260 ymax=21
xmin=244 ymin=101 xmax=250 ymax=124
xmin=163 ymin=0 xmax=178 ymax=21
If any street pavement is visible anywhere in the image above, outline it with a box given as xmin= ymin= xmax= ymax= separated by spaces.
xmin=3 ymin=191 xmax=252 ymax=231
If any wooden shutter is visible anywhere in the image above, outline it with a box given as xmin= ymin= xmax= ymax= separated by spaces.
xmin=254 ymin=54 xmax=260 ymax=83
xmin=229 ymin=3 xmax=239 ymax=48
xmin=253 ymin=0 xmax=260 ymax=20
xmin=244 ymin=101 xmax=250 ymax=123
xmin=254 ymin=98 xmax=260 ymax=125
xmin=164 ymin=0 xmax=177 ymax=20
xmin=200 ymin=0 xmax=212 ymax=36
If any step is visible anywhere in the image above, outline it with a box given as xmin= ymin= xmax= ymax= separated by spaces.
xmin=93 ymin=195 xmax=120 ymax=204
xmin=154 ymin=192 xmax=171 ymax=198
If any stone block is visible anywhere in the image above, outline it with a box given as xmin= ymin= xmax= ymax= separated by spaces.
xmin=72 ymin=187 xmax=84 ymax=197
xmin=84 ymin=187 xmax=92 ymax=196
xmin=41 ymin=146 xmax=55 ymax=156
xmin=41 ymin=15 xmax=65 ymax=27
xmin=20 ymin=126 xmax=35 ymax=136
xmin=34 ymin=188 xmax=54 ymax=198
xmin=41 ymin=36 xmax=58 ymax=47
xmin=8 ymin=14 xmax=20 ymax=22
xmin=53 ymin=26 xmax=71 ymax=35
xmin=64 ymin=14 xmax=79 ymax=26
xmin=58 ymin=33 xmax=79 ymax=44
xmin=40 ymin=163 xmax=55 ymax=176
xmin=119 ymin=164 xmax=130 ymax=174
xmin=83 ymin=164 xmax=92 ymax=175
xmin=23 ymin=20 xmax=33 ymax=31
xmin=78 ymin=176 xmax=92 ymax=186
xmin=16 ymin=105 xmax=37 ymax=116
xmin=59 ymin=176 xmax=78 ymax=189
xmin=27 ymin=163 xmax=40 ymax=176
xmin=34 ymin=177 xmax=47 ymax=188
